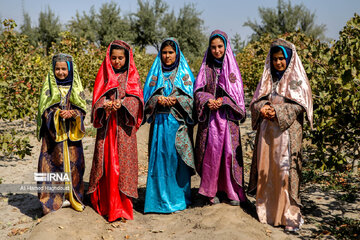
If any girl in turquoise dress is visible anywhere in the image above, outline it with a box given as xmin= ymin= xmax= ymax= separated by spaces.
xmin=143 ymin=38 xmax=195 ymax=213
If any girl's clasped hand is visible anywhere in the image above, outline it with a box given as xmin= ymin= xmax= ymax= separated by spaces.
xmin=207 ymin=97 xmax=223 ymax=110
xmin=260 ymin=104 xmax=276 ymax=120
xmin=103 ymin=99 xmax=122 ymax=114
xmin=59 ymin=109 xmax=77 ymax=119
xmin=158 ymin=96 xmax=177 ymax=107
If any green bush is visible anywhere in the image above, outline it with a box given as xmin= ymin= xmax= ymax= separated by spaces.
xmin=310 ymin=13 xmax=360 ymax=171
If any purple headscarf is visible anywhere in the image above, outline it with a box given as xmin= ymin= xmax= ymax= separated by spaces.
xmin=194 ymin=30 xmax=245 ymax=114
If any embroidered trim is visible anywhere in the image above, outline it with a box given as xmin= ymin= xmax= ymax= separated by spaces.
xmin=184 ymin=81 xmax=192 ymax=86
xmin=289 ymin=80 xmax=302 ymax=90
xmin=149 ymin=75 xmax=158 ymax=87
xmin=229 ymin=73 xmax=237 ymax=83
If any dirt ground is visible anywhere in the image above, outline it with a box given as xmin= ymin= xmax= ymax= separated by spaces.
xmin=0 ymin=107 xmax=359 ymax=239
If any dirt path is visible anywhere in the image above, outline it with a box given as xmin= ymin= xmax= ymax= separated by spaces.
xmin=0 ymin=116 xmax=359 ymax=239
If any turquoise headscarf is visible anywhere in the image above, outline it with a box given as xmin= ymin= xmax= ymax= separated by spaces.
xmin=143 ymin=38 xmax=195 ymax=104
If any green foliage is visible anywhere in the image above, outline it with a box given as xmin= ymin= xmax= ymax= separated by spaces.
xmin=131 ymin=0 xmax=168 ymax=51
xmin=310 ymin=13 xmax=360 ymax=170
xmin=0 ymin=131 xmax=32 ymax=159
xmin=231 ymin=33 xmax=246 ymax=55
xmin=317 ymin=217 xmax=360 ymax=240
xmin=20 ymin=12 xmax=38 ymax=46
xmin=0 ymin=19 xmax=47 ymax=121
xmin=68 ymin=7 xmax=98 ymax=44
xmin=133 ymin=47 xmax=156 ymax=86
xmin=0 ymin=19 xmax=44 ymax=159
xmin=131 ymin=0 xmax=206 ymax=58
xmin=303 ymin=162 xmax=359 ymax=197
xmin=244 ymin=0 xmax=326 ymax=41
xmin=69 ymin=2 xmax=134 ymax=46
xmin=163 ymin=3 xmax=206 ymax=61
xmin=37 ymin=7 xmax=61 ymax=54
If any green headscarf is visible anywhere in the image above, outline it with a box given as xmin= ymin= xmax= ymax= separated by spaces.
xmin=36 ymin=54 xmax=86 ymax=141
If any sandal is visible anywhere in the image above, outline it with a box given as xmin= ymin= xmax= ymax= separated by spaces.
xmin=209 ymin=196 xmax=220 ymax=205
xmin=285 ymin=226 xmax=300 ymax=232
xmin=228 ymin=200 xmax=240 ymax=206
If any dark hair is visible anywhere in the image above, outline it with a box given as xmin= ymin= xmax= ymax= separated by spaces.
xmin=206 ymin=36 xmax=226 ymax=68
xmin=110 ymin=45 xmax=127 ymax=56
xmin=160 ymin=40 xmax=176 ymax=52
xmin=210 ymin=35 xmax=225 ymax=45
xmin=109 ymin=44 xmax=129 ymax=73
xmin=270 ymin=46 xmax=284 ymax=59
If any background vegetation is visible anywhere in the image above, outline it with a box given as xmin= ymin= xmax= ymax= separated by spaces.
xmin=0 ymin=1 xmax=359 ymax=237
xmin=0 ymin=0 xmax=358 ymax=175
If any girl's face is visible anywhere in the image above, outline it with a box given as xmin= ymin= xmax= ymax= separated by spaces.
xmin=110 ymin=48 xmax=126 ymax=70
xmin=54 ymin=62 xmax=69 ymax=80
xmin=210 ymin=37 xmax=225 ymax=59
xmin=161 ymin=45 xmax=176 ymax=66
xmin=272 ymin=51 xmax=287 ymax=71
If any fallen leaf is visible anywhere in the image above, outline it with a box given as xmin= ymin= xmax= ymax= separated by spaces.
xmin=58 ymin=226 xmax=64 ymax=229
xmin=124 ymin=235 xmax=130 ymax=239
xmin=7 ymin=227 xmax=29 ymax=236
xmin=111 ymin=223 xmax=121 ymax=228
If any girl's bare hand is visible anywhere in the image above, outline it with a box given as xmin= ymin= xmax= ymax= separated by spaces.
xmin=60 ymin=110 xmax=72 ymax=119
xmin=158 ymin=96 xmax=167 ymax=106
xmin=104 ymin=101 xmax=114 ymax=114
xmin=167 ymin=97 xmax=177 ymax=106
xmin=113 ymin=99 xmax=122 ymax=111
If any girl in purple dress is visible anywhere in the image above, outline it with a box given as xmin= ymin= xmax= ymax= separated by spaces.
xmin=194 ymin=30 xmax=247 ymax=205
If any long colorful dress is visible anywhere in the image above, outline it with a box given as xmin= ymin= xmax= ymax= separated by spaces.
xmin=248 ymin=39 xmax=313 ymax=229
xmin=37 ymin=54 xmax=87 ymax=215
xmin=143 ymin=38 xmax=195 ymax=213
xmin=88 ymin=40 xmax=144 ymax=222
xmin=194 ymin=30 xmax=247 ymax=203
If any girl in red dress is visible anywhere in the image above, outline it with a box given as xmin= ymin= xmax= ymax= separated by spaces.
xmin=88 ymin=40 xmax=144 ymax=221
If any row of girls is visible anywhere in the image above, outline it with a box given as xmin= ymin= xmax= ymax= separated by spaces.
xmin=36 ymin=29 xmax=312 ymax=232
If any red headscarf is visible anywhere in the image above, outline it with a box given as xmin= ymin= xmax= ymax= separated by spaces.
xmin=92 ymin=40 xmax=144 ymax=129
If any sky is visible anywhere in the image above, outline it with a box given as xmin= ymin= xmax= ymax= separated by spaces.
xmin=0 ymin=0 xmax=359 ymax=43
